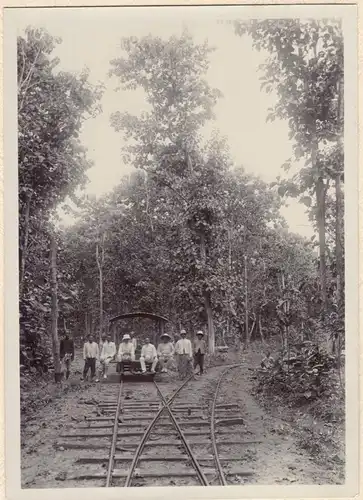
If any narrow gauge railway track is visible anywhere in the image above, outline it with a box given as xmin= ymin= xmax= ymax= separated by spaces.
xmin=211 ymin=364 xmax=247 ymax=485
xmin=57 ymin=365 xmax=256 ymax=487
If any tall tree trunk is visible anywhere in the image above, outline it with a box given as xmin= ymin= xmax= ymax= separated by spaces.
xmin=226 ymin=227 xmax=232 ymax=337
xmin=19 ymin=191 xmax=32 ymax=298
xmin=96 ymin=234 xmax=105 ymax=343
xmin=335 ymin=173 xmax=343 ymax=307
xmin=200 ymin=230 xmax=215 ymax=354
xmin=307 ymin=46 xmax=327 ymax=319
xmin=316 ymin=175 xmax=328 ymax=318
xmin=99 ymin=265 xmax=103 ymax=342
xmin=335 ymin=75 xmax=344 ymax=312
xmin=280 ymin=272 xmax=289 ymax=352
xmin=204 ymin=291 xmax=215 ymax=353
xmin=249 ymin=312 xmax=256 ymax=341
xmin=244 ymin=255 xmax=249 ymax=346
xmin=258 ymin=312 xmax=265 ymax=345
xmin=50 ymin=234 xmax=62 ymax=383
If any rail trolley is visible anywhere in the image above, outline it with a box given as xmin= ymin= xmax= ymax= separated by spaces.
xmin=106 ymin=311 xmax=170 ymax=382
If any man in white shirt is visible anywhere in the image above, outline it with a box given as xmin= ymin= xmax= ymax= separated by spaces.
xmin=193 ymin=330 xmax=207 ymax=375
xmin=174 ymin=329 xmax=193 ymax=379
xmin=117 ymin=334 xmax=135 ymax=372
xmin=81 ymin=334 xmax=99 ymax=381
xmin=96 ymin=334 xmax=116 ymax=381
xmin=140 ymin=337 xmax=158 ymax=374
xmin=157 ymin=333 xmax=174 ymax=373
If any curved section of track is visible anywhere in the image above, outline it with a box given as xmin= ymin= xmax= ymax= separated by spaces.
xmin=105 ymin=380 xmax=124 ymax=487
xmin=210 ymin=363 xmax=245 ymax=486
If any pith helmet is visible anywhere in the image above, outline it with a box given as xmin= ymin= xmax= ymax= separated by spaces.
xmin=122 ymin=334 xmax=131 ymax=341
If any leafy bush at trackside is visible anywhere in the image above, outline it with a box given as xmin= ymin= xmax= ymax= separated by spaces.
xmin=20 ymin=332 xmax=53 ymax=375
xmin=255 ymin=341 xmax=338 ymax=406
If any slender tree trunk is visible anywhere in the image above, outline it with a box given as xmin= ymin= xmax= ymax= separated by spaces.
xmin=335 ymin=174 xmax=343 ymax=306
xmin=226 ymin=227 xmax=232 ymax=337
xmin=316 ymin=175 xmax=328 ymax=317
xmin=145 ymin=172 xmax=154 ymax=233
xmin=19 ymin=191 xmax=32 ymax=298
xmin=249 ymin=312 xmax=256 ymax=341
xmin=244 ymin=255 xmax=249 ymax=346
xmin=204 ymin=291 xmax=215 ymax=353
xmin=335 ymin=76 xmax=344 ymax=312
xmin=50 ymin=234 xmax=62 ymax=383
xmin=99 ymin=265 xmax=103 ymax=342
xmin=280 ymin=272 xmax=288 ymax=351
xmin=307 ymin=49 xmax=327 ymax=318
xmin=96 ymin=234 xmax=105 ymax=343
xmin=258 ymin=312 xmax=265 ymax=344
xmin=200 ymin=230 xmax=215 ymax=354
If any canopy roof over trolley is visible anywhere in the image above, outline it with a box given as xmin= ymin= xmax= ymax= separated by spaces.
xmin=109 ymin=311 xmax=169 ymax=345
xmin=109 ymin=311 xmax=169 ymax=324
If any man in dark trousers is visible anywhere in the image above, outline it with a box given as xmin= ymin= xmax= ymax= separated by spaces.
xmin=81 ymin=334 xmax=99 ymax=381
xmin=60 ymin=333 xmax=75 ymax=380
xmin=193 ymin=330 xmax=207 ymax=375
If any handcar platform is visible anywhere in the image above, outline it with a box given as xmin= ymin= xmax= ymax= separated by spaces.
xmin=120 ymin=372 xmax=156 ymax=382
xmin=99 ymin=360 xmax=157 ymax=383
xmin=99 ymin=372 xmax=156 ymax=383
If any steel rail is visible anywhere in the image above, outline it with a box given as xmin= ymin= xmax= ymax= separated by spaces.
xmin=105 ymin=380 xmax=124 ymax=487
xmin=210 ymin=364 xmax=242 ymax=486
xmin=124 ymin=374 xmax=194 ymax=487
xmin=153 ymin=380 xmax=209 ymax=486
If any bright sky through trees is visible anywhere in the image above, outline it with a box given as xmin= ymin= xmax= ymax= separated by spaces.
xmin=14 ymin=7 xmax=313 ymax=237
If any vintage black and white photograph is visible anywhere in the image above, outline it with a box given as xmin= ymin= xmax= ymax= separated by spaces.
xmin=3 ymin=3 xmax=359 ymax=498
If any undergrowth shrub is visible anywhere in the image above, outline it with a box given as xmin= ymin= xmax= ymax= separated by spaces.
xmin=255 ymin=340 xmax=339 ymax=406
xmin=206 ymin=351 xmax=229 ymax=368
xmin=20 ymin=339 xmax=53 ymax=375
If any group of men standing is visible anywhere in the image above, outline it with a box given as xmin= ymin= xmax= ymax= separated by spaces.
xmin=59 ymin=328 xmax=207 ymax=381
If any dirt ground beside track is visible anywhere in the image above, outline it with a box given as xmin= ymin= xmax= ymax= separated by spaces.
xmin=20 ymin=346 xmax=345 ymax=488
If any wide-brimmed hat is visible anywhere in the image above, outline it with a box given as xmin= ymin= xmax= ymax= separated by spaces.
xmin=180 ymin=329 xmax=186 ymax=334
xmin=122 ymin=334 xmax=131 ymax=341
xmin=196 ymin=330 xmax=204 ymax=336
xmin=161 ymin=333 xmax=171 ymax=339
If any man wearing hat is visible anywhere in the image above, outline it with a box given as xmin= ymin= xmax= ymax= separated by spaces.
xmin=140 ymin=337 xmax=158 ymax=374
xmin=116 ymin=334 xmax=135 ymax=372
xmin=193 ymin=330 xmax=207 ymax=375
xmin=174 ymin=329 xmax=193 ymax=379
xmin=157 ymin=333 xmax=174 ymax=373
